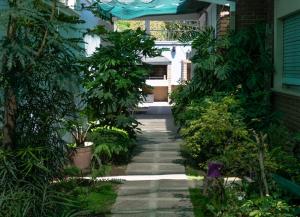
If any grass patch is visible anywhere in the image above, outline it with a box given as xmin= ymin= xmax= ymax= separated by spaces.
xmin=55 ymin=179 xmax=119 ymax=216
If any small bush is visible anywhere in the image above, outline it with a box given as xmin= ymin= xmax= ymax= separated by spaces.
xmin=89 ymin=127 xmax=133 ymax=166
xmin=180 ymin=94 xmax=248 ymax=165
xmin=240 ymin=197 xmax=295 ymax=217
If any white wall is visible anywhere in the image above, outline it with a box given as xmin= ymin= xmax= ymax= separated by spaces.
xmin=79 ymin=0 xmax=101 ymax=56
xmin=155 ymin=41 xmax=192 ymax=85
xmin=147 ymin=79 xmax=169 ymax=87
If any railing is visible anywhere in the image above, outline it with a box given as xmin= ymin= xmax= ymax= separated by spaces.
xmin=149 ymin=29 xmax=195 ymax=41
xmin=148 ymin=20 xmax=203 ymax=41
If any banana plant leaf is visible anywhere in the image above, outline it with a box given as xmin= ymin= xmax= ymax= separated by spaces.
xmin=272 ymin=174 xmax=300 ymax=197
xmin=272 ymin=174 xmax=300 ymax=215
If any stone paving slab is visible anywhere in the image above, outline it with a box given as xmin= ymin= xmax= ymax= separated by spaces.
xmin=111 ymin=108 xmax=194 ymax=217
xmin=131 ymin=156 xmax=182 ymax=163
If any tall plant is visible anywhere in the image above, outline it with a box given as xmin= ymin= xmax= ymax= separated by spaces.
xmin=84 ymin=28 xmax=160 ymax=137
xmin=171 ymin=25 xmax=273 ymax=130
xmin=0 ymin=0 xmax=84 ymax=215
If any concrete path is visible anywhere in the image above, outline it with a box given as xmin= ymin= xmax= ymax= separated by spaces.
xmin=110 ymin=104 xmax=194 ymax=217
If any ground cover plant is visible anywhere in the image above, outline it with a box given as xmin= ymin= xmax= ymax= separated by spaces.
xmin=54 ymin=179 xmax=119 ymax=217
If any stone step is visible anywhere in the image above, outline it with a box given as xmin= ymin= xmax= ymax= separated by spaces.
xmin=112 ymin=199 xmax=193 ymax=212
xmin=117 ymin=190 xmax=190 ymax=199
xmin=126 ymin=163 xmax=185 ymax=175
xmin=131 ymin=156 xmax=182 ymax=163
xmin=109 ymin=210 xmax=194 ymax=217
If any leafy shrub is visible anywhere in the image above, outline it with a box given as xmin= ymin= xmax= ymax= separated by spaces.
xmin=240 ymin=197 xmax=295 ymax=217
xmin=84 ymin=28 xmax=160 ymax=137
xmin=89 ymin=127 xmax=132 ymax=166
xmin=267 ymin=124 xmax=300 ymax=183
xmin=212 ymin=194 xmax=295 ymax=217
xmin=170 ymin=28 xmax=228 ymax=125
xmin=172 ymin=25 xmax=273 ymax=131
xmin=191 ymin=185 xmax=295 ymax=217
xmin=180 ymin=93 xmax=248 ymax=165
xmin=220 ymin=130 xmax=300 ymax=191
xmin=219 ymin=140 xmax=259 ymax=178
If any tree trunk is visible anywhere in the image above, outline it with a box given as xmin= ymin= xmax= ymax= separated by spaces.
xmin=256 ymin=132 xmax=269 ymax=196
xmin=2 ymin=1 xmax=18 ymax=150
xmin=2 ymin=86 xmax=17 ymax=150
xmin=259 ymin=148 xmax=269 ymax=196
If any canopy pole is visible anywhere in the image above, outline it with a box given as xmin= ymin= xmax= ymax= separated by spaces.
xmin=145 ymin=19 xmax=150 ymax=34
xmin=197 ymin=0 xmax=236 ymax=30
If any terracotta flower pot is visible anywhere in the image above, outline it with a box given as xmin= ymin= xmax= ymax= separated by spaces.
xmin=71 ymin=145 xmax=92 ymax=173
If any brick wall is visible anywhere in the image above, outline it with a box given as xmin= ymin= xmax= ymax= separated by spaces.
xmin=217 ymin=5 xmax=230 ymax=37
xmin=272 ymin=92 xmax=300 ymax=131
xmin=235 ymin=0 xmax=274 ymax=30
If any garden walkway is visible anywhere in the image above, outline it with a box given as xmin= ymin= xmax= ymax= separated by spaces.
xmin=110 ymin=103 xmax=194 ymax=217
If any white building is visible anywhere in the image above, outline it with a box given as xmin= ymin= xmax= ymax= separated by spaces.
xmin=143 ymin=41 xmax=192 ymax=102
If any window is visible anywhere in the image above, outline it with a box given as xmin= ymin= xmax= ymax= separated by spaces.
xmin=283 ymin=12 xmax=300 ymax=85
xmin=149 ymin=65 xmax=168 ymax=80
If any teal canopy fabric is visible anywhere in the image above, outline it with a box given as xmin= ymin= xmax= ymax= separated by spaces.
xmin=98 ymin=0 xmax=209 ymax=20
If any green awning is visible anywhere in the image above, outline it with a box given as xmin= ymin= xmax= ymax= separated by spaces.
xmin=98 ymin=0 xmax=209 ymax=20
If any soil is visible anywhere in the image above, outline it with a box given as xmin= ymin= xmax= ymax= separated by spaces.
xmin=110 ymin=164 xmax=127 ymax=176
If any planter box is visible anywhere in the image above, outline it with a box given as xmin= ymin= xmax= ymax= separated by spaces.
xmin=71 ymin=145 xmax=92 ymax=173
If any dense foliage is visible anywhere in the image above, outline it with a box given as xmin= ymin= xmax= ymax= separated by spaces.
xmin=172 ymin=25 xmax=300 ymax=215
xmin=0 ymin=0 xmax=84 ymax=216
xmin=180 ymin=93 xmax=248 ymax=165
xmin=171 ymin=25 xmax=273 ymax=131
xmin=84 ymin=28 xmax=160 ymax=137
xmin=190 ymin=187 xmax=295 ymax=217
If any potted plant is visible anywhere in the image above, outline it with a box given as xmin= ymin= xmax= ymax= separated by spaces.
xmin=67 ymin=117 xmax=93 ymax=173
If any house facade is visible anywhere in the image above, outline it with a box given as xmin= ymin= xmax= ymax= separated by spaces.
xmin=272 ymin=0 xmax=300 ymax=131
xmin=143 ymin=41 xmax=192 ymax=102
